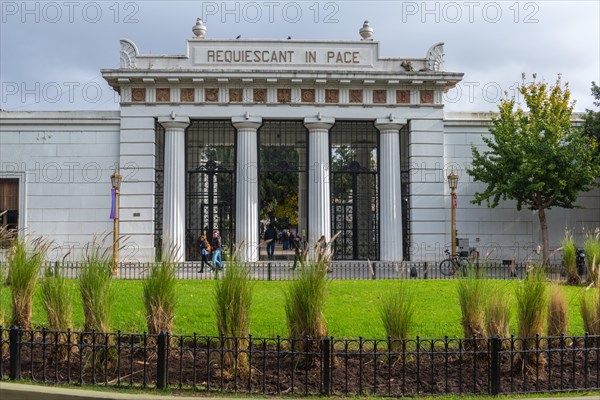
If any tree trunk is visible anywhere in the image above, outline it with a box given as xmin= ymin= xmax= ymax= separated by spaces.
xmin=538 ymin=207 xmax=550 ymax=266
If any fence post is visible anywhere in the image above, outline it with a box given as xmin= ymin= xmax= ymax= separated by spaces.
xmin=9 ymin=326 xmax=21 ymax=381
xmin=490 ymin=336 xmax=501 ymax=396
xmin=157 ymin=331 xmax=168 ymax=389
xmin=268 ymin=262 xmax=272 ymax=281
xmin=423 ymin=262 xmax=428 ymax=279
xmin=322 ymin=336 xmax=331 ymax=396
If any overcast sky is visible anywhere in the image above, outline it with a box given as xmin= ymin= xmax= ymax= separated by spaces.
xmin=1 ymin=0 xmax=598 ymax=112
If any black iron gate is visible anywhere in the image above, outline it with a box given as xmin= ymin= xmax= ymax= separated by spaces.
xmin=330 ymin=121 xmax=379 ymax=260
xmin=185 ymin=121 xmax=236 ymax=261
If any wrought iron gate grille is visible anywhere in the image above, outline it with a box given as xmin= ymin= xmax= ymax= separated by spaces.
xmin=186 ymin=120 xmax=236 ymax=261
xmin=330 ymin=121 xmax=379 ymax=260
xmin=258 ymin=120 xmax=308 ymax=258
xmin=400 ymin=123 xmax=411 ymax=260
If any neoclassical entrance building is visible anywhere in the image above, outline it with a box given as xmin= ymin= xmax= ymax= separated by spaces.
xmin=1 ymin=20 xmax=597 ymax=263
xmin=102 ymin=20 xmax=461 ymax=262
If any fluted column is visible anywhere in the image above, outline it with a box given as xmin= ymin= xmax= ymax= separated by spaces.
xmin=232 ymin=115 xmax=262 ymax=262
xmin=376 ymin=118 xmax=406 ymax=261
xmin=304 ymin=116 xmax=335 ymax=248
xmin=158 ymin=115 xmax=190 ymax=261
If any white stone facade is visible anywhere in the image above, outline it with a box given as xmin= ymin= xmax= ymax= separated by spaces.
xmin=1 ymin=33 xmax=598 ymax=263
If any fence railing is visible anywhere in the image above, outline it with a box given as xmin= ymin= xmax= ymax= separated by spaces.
xmin=0 ymin=260 xmax=574 ymax=281
xmin=0 ymin=326 xmax=598 ymax=396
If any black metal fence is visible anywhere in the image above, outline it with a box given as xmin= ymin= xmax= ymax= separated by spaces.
xmin=0 ymin=260 xmax=575 ymax=281
xmin=0 ymin=326 xmax=598 ymax=396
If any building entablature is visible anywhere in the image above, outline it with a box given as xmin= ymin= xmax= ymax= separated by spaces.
xmin=102 ymin=20 xmax=463 ymax=108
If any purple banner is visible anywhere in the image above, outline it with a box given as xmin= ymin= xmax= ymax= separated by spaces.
xmin=110 ymin=188 xmax=116 ymax=220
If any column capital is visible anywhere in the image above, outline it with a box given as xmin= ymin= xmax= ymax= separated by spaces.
xmin=232 ymin=114 xmax=262 ymax=130
xmin=375 ymin=117 xmax=407 ymax=132
xmin=158 ymin=115 xmax=190 ymax=130
xmin=304 ymin=115 xmax=335 ymax=130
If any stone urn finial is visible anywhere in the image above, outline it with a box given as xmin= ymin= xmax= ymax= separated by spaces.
xmin=192 ymin=18 xmax=207 ymax=38
xmin=359 ymin=20 xmax=373 ymax=41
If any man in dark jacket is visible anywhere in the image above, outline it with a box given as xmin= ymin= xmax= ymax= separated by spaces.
xmin=264 ymin=224 xmax=277 ymax=259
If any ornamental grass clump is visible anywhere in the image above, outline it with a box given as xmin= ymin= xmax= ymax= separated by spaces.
xmin=41 ymin=266 xmax=74 ymax=361
xmin=285 ymin=259 xmax=329 ymax=341
xmin=584 ymin=231 xmax=600 ymax=285
xmin=515 ymin=268 xmax=548 ymax=370
xmin=79 ymin=240 xmax=116 ymax=372
xmin=457 ymin=266 xmax=488 ymax=347
xmin=143 ymin=258 xmax=177 ymax=335
xmin=214 ymin=257 xmax=253 ymax=376
xmin=8 ymin=235 xmax=50 ymax=329
xmin=485 ymin=287 xmax=510 ymax=340
xmin=380 ymin=283 xmax=415 ymax=353
xmin=580 ymin=272 xmax=600 ymax=335
xmin=562 ymin=232 xmax=580 ymax=285
xmin=547 ymin=285 xmax=569 ymax=337
xmin=79 ymin=243 xmax=114 ymax=333
xmin=41 ymin=266 xmax=73 ymax=332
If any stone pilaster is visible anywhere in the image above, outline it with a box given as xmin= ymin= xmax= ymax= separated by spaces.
xmin=376 ymin=118 xmax=406 ymax=261
xmin=304 ymin=116 xmax=335 ymax=248
xmin=158 ymin=115 xmax=190 ymax=261
xmin=232 ymin=115 xmax=262 ymax=261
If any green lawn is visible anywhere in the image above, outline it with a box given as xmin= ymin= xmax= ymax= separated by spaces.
xmin=0 ymin=279 xmax=590 ymax=338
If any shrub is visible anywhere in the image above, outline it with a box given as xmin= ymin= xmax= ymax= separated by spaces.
xmin=516 ymin=268 xmax=548 ymax=339
xmin=40 ymin=266 xmax=73 ymax=332
xmin=580 ymin=287 xmax=600 ymax=335
xmin=547 ymin=285 xmax=568 ymax=337
xmin=380 ymin=283 xmax=415 ymax=352
xmin=143 ymin=259 xmax=177 ymax=334
xmin=485 ymin=287 xmax=510 ymax=339
xmin=562 ymin=232 xmax=580 ymax=285
xmin=584 ymin=232 xmax=600 ymax=284
xmin=8 ymin=236 xmax=49 ymax=329
xmin=79 ymin=245 xmax=114 ymax=333
xmin=515 ymin=268 xmax=548 ymax=370
xmin=284 ymin=259 xmax=328 ymax=340
xmin=457 ymin=266 xmax=488 ymax=341
xmin=214 ymin=258 xmax=253 ymax=375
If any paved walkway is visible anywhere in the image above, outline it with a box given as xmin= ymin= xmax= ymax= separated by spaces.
xmin=1 ymin=382 xmax=598 ymax=400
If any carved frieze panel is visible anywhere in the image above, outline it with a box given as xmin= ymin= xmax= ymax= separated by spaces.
xmin=277 ymin=88 xmax=291 ymax=103
xmin=180 ymin=88 xmax=195 ymax=102
xmin=349 ymin=89 xmax=363 ymax=103
xmin=156 ymin=88 xmax=170 ymax=102
xmin=396 ymin=90 xmax=410 ymax=104
xmin=420 ymin=90 xmax=434 ymax=104
xmin=301 ymin=89 xmax=315 ymax=103
xmin=253 ymin=88 xmax=267 ymax=102
xmin=325 ymin=89 xmax=339 ymax=103
xmin=229 ymin=88 xmax=243 ymax=102
xmin=131 ymin=88 xmax=146 ymax=102
xmin=373 ymin=89 xmax=387 ymax=104
xmin=205 ymin=88 xmax=219 ymax=102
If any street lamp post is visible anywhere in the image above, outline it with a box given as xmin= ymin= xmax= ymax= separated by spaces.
xmin=111 ymin=168 xmax=122 ymax=276
xmin=447 ymin=170 xmax=459 ymax=262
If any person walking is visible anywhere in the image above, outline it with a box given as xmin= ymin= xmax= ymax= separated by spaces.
xmin=212 ymin=230 xmax=223 ymax=270
xmin=197 ymin=234 xmax=211 ymax=273
xmin=291 ymin=233 xmax=304 ymax=269
xmin=264 ymin=223 xmax=277 ymax=259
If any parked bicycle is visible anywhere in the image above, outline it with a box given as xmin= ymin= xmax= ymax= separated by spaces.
xmin=438 ymin=249 xmax=469 ymax=276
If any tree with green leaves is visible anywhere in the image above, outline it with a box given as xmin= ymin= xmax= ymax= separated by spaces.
xmin=583 ymin=81 xmax=600 ymax=146
xmin=468 ymin=74 xmax=600 ymax=264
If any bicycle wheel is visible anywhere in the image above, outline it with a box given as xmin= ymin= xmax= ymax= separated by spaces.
xmin=439 ymin=259 xmax=455 ymax=276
